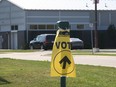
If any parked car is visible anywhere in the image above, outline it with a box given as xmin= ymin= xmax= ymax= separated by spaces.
xmin=29 ymin=34 xmax=84 ymax=50
xmin=70 ymin=38 xmax=84 ymax=49
xmin=29 ymin=34 xmax=55 ymax=50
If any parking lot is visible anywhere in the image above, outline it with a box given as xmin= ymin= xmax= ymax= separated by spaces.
xmin=0 ymin=50 xmax=116 ymax=68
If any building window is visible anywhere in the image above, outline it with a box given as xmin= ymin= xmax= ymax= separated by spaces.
xmin=38 ymin=25 xmax=46 ymax=29
xmin=15 ymin=25 xmax=18 ymax=30
xmin=47 ymin=25 xmax=54 ymax=29
xmin=11 ymin=25 xmax=18 ymax=30
xmin=54 ymin=24 xmax=57 ymax=29
xmin=77 ymin=24 xmax=84 ymax=29
xmin=30 ymin=25 xmax=37 ymax=29
xmin=29 ymin=24 xmax=56 ymax=30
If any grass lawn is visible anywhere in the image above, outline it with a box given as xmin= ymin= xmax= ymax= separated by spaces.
xmin=0 ymin=50 xmax=37 ymax=53
xmin=0 ymin=58 xmax=116 ymax=87
xmin=71 ymin=50 xmax=116 ymax=56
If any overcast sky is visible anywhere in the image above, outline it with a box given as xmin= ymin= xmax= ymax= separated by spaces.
xmin=8 ymin=0 xmax=115 ymax=10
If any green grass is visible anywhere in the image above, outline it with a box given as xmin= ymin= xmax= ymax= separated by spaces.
xmin=0 ymin=50 xmax=37 ymax=54
xmin=0 ymin=58 xmax=116 ymax=87
xmin=71 ymin=50 xmax=116 ymax=56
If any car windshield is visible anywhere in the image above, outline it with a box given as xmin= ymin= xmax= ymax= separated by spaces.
xmin=46 ymin=35 xmax=55 ymax=41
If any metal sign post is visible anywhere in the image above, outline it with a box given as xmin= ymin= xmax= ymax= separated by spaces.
xmin=89 ymin=23 xmax=94 ymax=54
xmin=61 ymin=76 xmax=66 ymax=87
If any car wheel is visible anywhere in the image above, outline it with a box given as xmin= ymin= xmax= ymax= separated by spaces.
xmin=30 ymin=45 xmax=33 ymax=50
xmin=44 ymin=47 xmax=47 ymax=50
xmin=40 ymin=45 xmax=44 ymax=50
xmin=43 ymin=45 xmax=48 ymax=50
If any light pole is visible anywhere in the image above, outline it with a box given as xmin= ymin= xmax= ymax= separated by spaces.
xmin=93 ymin=0 xmax=99 ymax=52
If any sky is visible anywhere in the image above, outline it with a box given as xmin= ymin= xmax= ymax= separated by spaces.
xmin=8 ymin=0 xmax=115 ymax=10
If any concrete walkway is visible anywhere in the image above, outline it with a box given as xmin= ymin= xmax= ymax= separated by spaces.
xmin=0 ymin=51 xmax=116 ymax=68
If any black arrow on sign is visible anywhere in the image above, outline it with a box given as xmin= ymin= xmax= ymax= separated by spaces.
xmin=59 ymin=56 xmax=71 ymax=69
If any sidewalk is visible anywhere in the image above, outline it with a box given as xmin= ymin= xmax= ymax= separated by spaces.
xmin=0 ymin=51 xmax=116 ymax=68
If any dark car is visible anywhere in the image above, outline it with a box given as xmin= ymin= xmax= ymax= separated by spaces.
xmin=29 ymin=34 xmax=55 ymax=50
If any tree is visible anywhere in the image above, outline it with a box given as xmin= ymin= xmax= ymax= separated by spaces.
xmin=107 ymin=24 xmax=116 ymax=48
xmin=107 ymin=24 xmax=116 ymax=36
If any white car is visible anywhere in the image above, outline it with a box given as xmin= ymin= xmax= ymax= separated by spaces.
xmin=70 ymin=38 xmax=84 ymax=49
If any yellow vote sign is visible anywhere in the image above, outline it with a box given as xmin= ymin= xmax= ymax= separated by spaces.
xmin=51 ymin=29 xmax=76 ymax=77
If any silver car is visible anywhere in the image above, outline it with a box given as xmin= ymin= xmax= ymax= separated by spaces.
xmin=70 ymin=38 xmax=84 ymax=49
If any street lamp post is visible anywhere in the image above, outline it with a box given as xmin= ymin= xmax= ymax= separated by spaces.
xmin=93 ymin=0 xmax=99 ymax=52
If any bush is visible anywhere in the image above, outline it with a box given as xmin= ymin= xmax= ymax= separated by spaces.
xmin=107 ymin=24 xmax=116 ymax=48
xmin=21 ymin=43 xmax=29 ymax=49
xmin=107 ymin=24 xmax=116 ymax=37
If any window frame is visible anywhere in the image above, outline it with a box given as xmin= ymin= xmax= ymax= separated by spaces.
xmin=77 ymin=24 xmax=84 ymax=30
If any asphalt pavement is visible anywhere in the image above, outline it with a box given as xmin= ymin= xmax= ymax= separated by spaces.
xmin=0 ymin=50 xmax=116 ymax=68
